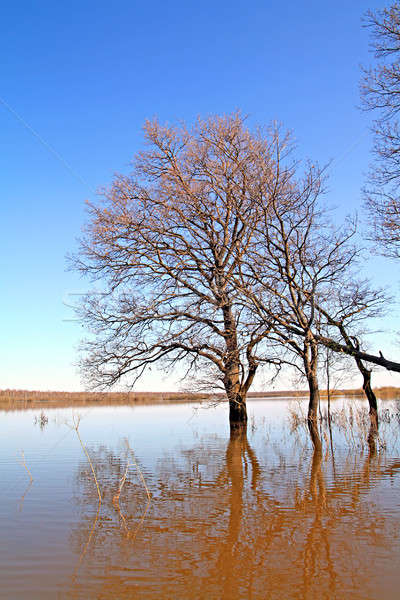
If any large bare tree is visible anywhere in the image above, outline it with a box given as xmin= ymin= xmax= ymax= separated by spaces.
xmin=74 ymin=113 xmax=400 ymax=432
xmin=74 ymin=114 xmax=305 ymax=428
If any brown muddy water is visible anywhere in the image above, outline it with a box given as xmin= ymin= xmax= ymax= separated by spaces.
xmin=1 ymin=398 xmax=400 ymax=599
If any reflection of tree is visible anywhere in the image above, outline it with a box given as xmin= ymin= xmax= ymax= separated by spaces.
xmin=212 ymin=427 xmax=261 ymax=598
xmin=63 ymin=431 xmax=400 ymax=600
xmin=300 ymin=445 xmax=333 ymax=597
xmin=294 ymin=431 xmax=400 ymax=600
xmin=17 ymin=479 xmax=33 ymax=513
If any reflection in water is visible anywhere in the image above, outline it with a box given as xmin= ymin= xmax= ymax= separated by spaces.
xmin=16 ymin=450 xmax=34 ymax=514
xmin=214 ymin=426 xmax=261 ymax=599
xmin=17 ymin=479 xmax=33 ymax=513
xmin=63 ymin=424 xmax=400 ymax=600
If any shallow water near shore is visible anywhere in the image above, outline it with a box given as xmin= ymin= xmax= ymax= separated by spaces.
xmin=1 ymin=397 xmax=400 ymax=599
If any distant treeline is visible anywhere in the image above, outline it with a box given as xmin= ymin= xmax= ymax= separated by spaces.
xmin=0 ymin=386 xmax=399 ymax=411
xmin=0 ymin=389 xmax=207 ymax=410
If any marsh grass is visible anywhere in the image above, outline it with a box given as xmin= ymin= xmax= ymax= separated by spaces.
xmin=68 ymin=414 xmax=103 ymax=586
xmin=33 ymin=410 xmax=48 ymax=429
xmin=69 ymin=419 xmax=153 ymax=590
xmin=288 ymin=399 xmax=400 ymax=451
xmin=112 ymin=439 xmax=152 ymax=541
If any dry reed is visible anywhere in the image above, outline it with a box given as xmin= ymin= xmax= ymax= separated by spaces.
xmin=70 ymin=415 xmax=102 ymax=504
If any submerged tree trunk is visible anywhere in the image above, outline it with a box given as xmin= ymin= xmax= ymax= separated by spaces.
xmin=329 ymin=325 xmax=379 ymax=440
xmin=339 ymin=334 xmax=379 ymax=429
xmin=362 ymin=368 xmax=379 ymax=450
xmin=304 ymin=338 xmax=320 ymax=426
xmin=224 ymin=365 xmax=248 ymax=429
xmin=309 ymin=439 xmax=324 ymax=497
xmin=367 ymin=422 xmax=377 ymax=456
xmin=351 ymin=347 xmax=379 ymax=449
xmin=228 ymin=392 xmax=248 ymax=432
xmin=308 ymin=418 xmax=322 ymax=452
xmin=307 ymin=374 xmax=321 ymax=423
xmin=358 ymin=363 xmax=379 ymax=430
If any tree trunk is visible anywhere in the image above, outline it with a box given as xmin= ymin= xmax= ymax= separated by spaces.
xmin=307 ymin=373 xmax=320 ymax=422
xmin=308 ymin=418 xmax=322 ymax=452
xmin=359 ymin=364 xmax=379 ymax=430
xmin=304 ymin=338 xmax=320 ymax=426
xmin=351 ymin=352 xmax=379 ymax=449
xmin=221 ymin=301 xmax=248 ymax=429
xmin=229 ymin=392 xmax=248 ymax=432
xmin=363 ymin=371 xmax=379 ymax=451
xmin=367 ymin=422 xmax=377 ymax=456
xmin=328 ymin=325 xmax=379 ymax=436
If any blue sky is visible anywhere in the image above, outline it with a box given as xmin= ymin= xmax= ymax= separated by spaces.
xmin=2 ymin=0 xmax=399 ymax=391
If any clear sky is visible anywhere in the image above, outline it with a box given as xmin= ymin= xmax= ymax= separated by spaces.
xmin=2 ymin=0 xmax=399 ymax=392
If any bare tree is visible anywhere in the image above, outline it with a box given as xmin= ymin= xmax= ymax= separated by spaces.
xmin=74 ymin=112 xmax=400 ymax=433
xmin=361 ymin=3 xmax=400 ymax=257
xmin=74 ymin=114 xmax=305 ymax=429
xmin=242 ymin=175 xmax=362 ymax=427
xmin=242 ymin=168 xmax=394 ymax=434
xmin=316 ymin=296 xmax=382 ymax=433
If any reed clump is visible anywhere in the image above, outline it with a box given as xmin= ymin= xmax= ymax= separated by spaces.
xmin=288 ymin=399 xmax=400 ymax=450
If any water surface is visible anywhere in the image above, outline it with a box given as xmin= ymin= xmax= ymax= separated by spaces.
xmin=1 ymin=398 xmax=400 ymax=599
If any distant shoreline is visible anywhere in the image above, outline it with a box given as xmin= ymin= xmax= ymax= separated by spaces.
xmin=0 ymin=387 xmax=399 ymax=411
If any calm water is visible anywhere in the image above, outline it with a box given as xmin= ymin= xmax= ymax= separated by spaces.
xmin=1 ymin=398 xmax=400 ymax=599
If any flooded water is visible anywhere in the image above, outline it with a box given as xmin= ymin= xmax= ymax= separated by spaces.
xmin=1 ymin=398 xmax=400 ymax=599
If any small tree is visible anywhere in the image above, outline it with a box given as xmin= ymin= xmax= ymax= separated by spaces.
xmin=74 ymin=114 xmax=305 ymax=428
xmin=242 ymin=168 xmax=392 ymax=434
xmin=315 ymin=279 xmax=386 ymax=437
xmin=361 ymin=3 xmax=400 ymax=257
xmin=243 ymin=172 xmax=362 ymax=426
